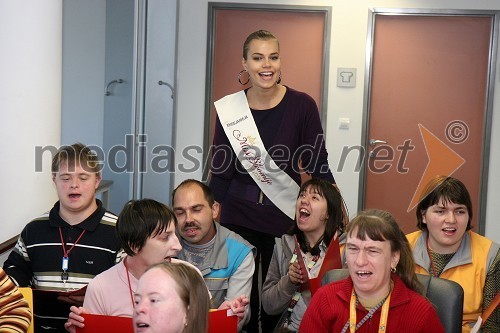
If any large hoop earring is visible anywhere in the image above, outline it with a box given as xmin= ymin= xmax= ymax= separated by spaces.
xmin=238 ymin=70 xmax=249 ymax=85
xmin=277 ymin=71 xmax=282 ymax=84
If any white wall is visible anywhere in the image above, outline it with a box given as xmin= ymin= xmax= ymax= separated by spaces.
xmin=175 ymin=0 xmax=500 ymax=243
xmin=61 ymin=0 xmax=106 ymax=147
xmin=0 ymin=1 xmax=61 ymax=242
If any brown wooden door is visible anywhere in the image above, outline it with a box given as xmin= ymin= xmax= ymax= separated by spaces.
xmin=204 ymin=5 xmax=329 ymax=182
xmin=363 ymin=13 xmax=494 ymax=234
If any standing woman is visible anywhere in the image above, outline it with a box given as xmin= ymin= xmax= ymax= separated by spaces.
xmin=209 ymin=30 xmax=338 ymax=331
xmin=261 ymin=178 xmax=346 ymax=332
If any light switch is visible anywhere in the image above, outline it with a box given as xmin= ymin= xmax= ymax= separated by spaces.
xmin=337 ymin=68 xmax=356 ymax=88
xmin=339 ymin=117 xmax=350 ymax=130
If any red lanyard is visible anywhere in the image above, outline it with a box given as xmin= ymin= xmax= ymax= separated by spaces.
xmin=123 ymin=257 xmax=135 ymax=310
xmin=59 ymin=227 xmax=87 ymax=258
xmin=59 ymin=227 xmax=86 ymax=282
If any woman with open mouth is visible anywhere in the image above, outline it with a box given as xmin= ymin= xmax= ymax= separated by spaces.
xmin=407 ymin=176 xmax=499 ymax=332
xmin=300 ymin=209 xmax=445 ymax=333
xmin=262 ymin=178 xmax=347 ymax=332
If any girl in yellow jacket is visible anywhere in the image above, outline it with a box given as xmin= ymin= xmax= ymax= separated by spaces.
xmin=407 ymin=176 xmax=499 ymax=333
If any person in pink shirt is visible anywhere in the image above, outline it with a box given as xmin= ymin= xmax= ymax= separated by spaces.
xmin=64 ymin=199 xmax=184 ymax=331
xmin=64 ymin=199 xmax=247 ymax=332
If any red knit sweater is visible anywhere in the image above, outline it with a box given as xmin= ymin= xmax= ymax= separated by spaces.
xmin=299 ymin=275 xmax=444 ymax=333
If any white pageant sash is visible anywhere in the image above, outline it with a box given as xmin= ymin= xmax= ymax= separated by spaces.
xmin=214 ymin=90 xmax=300 ymax=219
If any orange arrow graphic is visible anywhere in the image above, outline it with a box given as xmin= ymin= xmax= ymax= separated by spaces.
xmin=407 ymin=124 xmax=465 ymax=212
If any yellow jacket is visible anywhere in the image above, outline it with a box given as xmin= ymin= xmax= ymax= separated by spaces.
xmin=407 ymin=230 xmax=497 ymax=332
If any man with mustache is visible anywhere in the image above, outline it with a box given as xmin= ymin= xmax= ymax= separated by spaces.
xmin=64 ymin=198 xmax=249 ymax=332
xmin=172 ymin=179 xmax=255 ymax=330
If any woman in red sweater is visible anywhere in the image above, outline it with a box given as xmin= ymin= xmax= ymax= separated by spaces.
xmin=300 ymin=209 xmax=444 ymax=333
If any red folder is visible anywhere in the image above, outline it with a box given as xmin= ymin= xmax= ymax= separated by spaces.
xmin=308 ymin=236 xmax=342 ymax=295
xmin=292 ymin=236 xmax=310 ymax=292
xmin=208 ymin=309 xmax=238 ymax=333
xmin=75 ymin=313 xmax=133 ymax=333
xmin=74 ymin=307 xmax=238 ymax=332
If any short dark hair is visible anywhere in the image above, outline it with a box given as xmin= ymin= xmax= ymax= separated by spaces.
xmin=171 ymin=179 xmax=214 ymax=208
xmin=416 ymin=176 xmax=473 ymax=231
xmin=117 ymin=199 xmax=177 ymax=256
xmin=51 ymin=142 xmax=101 ymax=176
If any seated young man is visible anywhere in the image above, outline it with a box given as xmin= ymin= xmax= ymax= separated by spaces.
xmin=3 ymin=143 xmax=123 ymax=331
xmin=65 ymin=198 xmax=248 ymax=332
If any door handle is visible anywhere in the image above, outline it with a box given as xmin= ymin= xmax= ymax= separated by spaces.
xmin=369 ymin=139 xmax=388 ymax=157
xmin=158 ymin=80 xmax=174 ymax=99
xmin=369 ymin=139 xmax=387 ymax=147
xmin=104 ymin=79 xmax=124 ymax=96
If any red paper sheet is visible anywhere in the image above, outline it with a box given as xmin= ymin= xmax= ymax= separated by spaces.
xmin=292 ymin=236 xmax=311 ymax=291
xmin=75 ymin=313 xmax=133 ymax=333
xmin=208 ymin=309 xmax=238 ymax=333
xmin=74 ymin=309 xmax=237 ymax=333
xmin=309 ymin=235 xmax=342 ymax=295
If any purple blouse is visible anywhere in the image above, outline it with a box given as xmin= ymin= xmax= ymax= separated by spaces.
xmin=209 ymin=87 xmax=335 ymax=236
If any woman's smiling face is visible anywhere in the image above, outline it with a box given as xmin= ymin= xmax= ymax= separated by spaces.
xmin=242 ymin=38 xmax=281 ymax=89
xmin=296 ymin=185 xmax=328 ymax=238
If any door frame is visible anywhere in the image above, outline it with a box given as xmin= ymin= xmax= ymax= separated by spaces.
xmin=358 ymin=8 xmax=499 ymax=235
xmin=202 ymin=2 xmax=332 ymax=181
